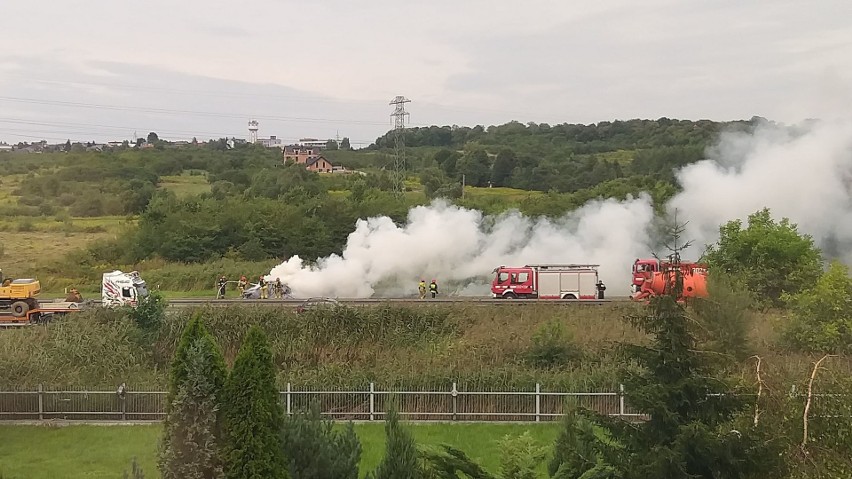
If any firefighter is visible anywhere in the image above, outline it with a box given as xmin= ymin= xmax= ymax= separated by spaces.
xmin=65 ymin=288 xmax=83 ymax=303
xmin=237 ymin=275 xmax=248 ymax=296
xmin=216 ymin=275 xmax=227 ymax=299
xmin=596 ymin=280 xmax=607 ymax=299
xmin=429 ymin=279 xmax=438 ymax=299
xmin=259 ymin=275 xmax=268 ymax=300
xmin=275 ymin=278 xmax=284 ymax=299
xmin=418 ymin=279 xmax=427 ymax=299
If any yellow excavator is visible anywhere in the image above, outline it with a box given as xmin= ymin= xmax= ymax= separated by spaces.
xmin=0 ymin=269 xmax=41 ymax=317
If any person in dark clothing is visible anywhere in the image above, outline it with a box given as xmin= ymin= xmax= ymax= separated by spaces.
xmin=429 ymin=279 xmax=438 ymax=299
xmin=596 ymin=280 xmax=607 ymax=299
xmin=216 ymin=275 xmax=227 ymax=299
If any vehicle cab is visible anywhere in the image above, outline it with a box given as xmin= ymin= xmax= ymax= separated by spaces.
xmin=632 ymin=259 xmax=659 ymax=293
xmin=491 ymin=266 xmax=535 ymax=298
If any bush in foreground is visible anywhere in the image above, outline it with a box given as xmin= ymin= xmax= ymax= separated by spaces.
xmin=222 ymin=326 xmax=287 ymax=479
xmin=280 ymin=403 xmax=361 ymax=479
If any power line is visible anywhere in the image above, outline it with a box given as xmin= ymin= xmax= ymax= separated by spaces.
xmin=7 ymin=75 xmax=531 ymax=117
xmin=0 ymin=118 xmax=241 ymax=138
xmin=8 ymin=75 xmax=376 ymax=105
xmin=0 ymin=96 xmax=389 ymax=126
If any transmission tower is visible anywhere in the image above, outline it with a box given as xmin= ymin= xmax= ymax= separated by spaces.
xmin=389 ymin=96 xmax=411 ymax=196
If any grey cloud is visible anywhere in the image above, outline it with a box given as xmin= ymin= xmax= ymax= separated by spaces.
xmin=0 ymin=57 xmax=391 ymax=145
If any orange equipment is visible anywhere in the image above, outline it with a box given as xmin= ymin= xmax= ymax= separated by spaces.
xmin=631 ymin=259 xmax=708 ymax=303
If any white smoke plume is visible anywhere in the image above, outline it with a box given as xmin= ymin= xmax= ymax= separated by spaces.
xmin=270 ymin=197 xmax=655 ymax=297
xmin=670 ymin=119 xmax=852 ymax=262
xmin=270 ymin=118 xmax=852 ymax=298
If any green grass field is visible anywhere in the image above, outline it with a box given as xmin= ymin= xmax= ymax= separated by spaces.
xmin=158 ymin=172 xmax=211 ymax=198
xmin=0 ymin=423 xmax=560 ymax=478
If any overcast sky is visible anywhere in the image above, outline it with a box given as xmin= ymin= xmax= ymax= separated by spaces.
xmin=1 ymin=0 xmax=851 ymax=146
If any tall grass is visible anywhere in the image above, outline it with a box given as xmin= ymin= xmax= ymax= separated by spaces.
xmin=0 ymin=303 xmax=849 ymax=395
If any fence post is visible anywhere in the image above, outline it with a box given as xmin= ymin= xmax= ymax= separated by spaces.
xmin=38 ymin=384 xmax=44 ymax=421
xmin=369 ymin=382 xmax=375 ymax=421
xmin=619 ymin=384 xmax=625 ymax=419
xmin=286 ymin=383 xmax=291 ymax=416
xmin=121 ymin=389 xmax=127 ymax=421
xmin=535 ymin=383 xmax=541 ymax=423
xmin=451 ymin=382 xmax=458 ymax=422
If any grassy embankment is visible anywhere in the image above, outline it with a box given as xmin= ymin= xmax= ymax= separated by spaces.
xmin=0 ymin=303 xmax=848 ymax=393
xmin=0 ymin=423 xmax=560 ymax=479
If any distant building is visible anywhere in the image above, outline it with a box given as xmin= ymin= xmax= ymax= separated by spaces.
xmin=305 ymin=156 xmax=334 ymax=173
xmin=299 ymin=138 xmax=327 ymax=149
xmin=258 ymin=135 xmax=283 ymax=148
xmin=283 ymin=145 xmax=322 ymax=165
xmin=0 ymin=142 xmax=13 ymax=152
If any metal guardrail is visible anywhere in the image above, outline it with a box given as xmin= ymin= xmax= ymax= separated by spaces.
xmin=0 ymin=384 xmax=642 ymax=422
xmin=44 ymin=297 xmax=628 ymax=308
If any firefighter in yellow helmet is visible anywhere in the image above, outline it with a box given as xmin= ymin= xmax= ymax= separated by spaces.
xmin=237 ymin=275 xmax=248 ymax=296
xmin=259 ymin=275 xmax=268 ymax=300
xmin=418 ymin=279 xmax=427 ymax=299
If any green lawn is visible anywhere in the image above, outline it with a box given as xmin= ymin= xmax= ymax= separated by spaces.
xmin=0 ymin=423 xmax=560 ymax=478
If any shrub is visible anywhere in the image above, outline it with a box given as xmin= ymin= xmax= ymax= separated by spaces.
xmin=691 ymin=272 xmax=754 ymax=361
xmin=129 ymin=291 xmax=167 ymax=335
xmin=525 ymin=320 xmax=582 ymax=368
xmin=16 ymin=218 xmax=35 ymax=232
xmin=123 ymin=457 xmax=145 ymax=479
xmin=280 ymin=402 xmax=361 ymax=479
xmin=497 ymin=432 xmax=547 ymax=479
xmin=783 ymin=261 xmax=852 ymax=353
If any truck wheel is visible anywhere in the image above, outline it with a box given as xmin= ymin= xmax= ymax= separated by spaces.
xmin=503 ymin=292 xmax=517 ymax=299
xmin=563 ymin=294 xmax=577 ymax=300
xmin=11 ymin=301 xmax=29 ymax=317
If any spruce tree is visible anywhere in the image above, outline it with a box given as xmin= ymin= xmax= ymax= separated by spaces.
xmin=159 ymin=341 xmax=226 ymax=478
xmin=222 ymin=326 xmax=287 ymax=479
xmin=159 ymin=315 xmax=227 ymax=478
xmin=280 ymin=402 xmax=361 ymax=479
xmin=614 ymin=219 xmax=781 ymax=478
xmin=168 ymin=315 xmax=226 ymax=405
xmin=549 ymin=216 xmax=783 ymax=478
xmin=370 ymin=404 xmax=422 ymax=479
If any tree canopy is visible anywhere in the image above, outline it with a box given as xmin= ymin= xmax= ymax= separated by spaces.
xmin=704 ymin=208 xmax=823 ymax=306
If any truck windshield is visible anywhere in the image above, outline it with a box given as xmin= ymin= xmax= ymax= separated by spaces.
xmin=497 ymin=272 xmax=509 ymax=283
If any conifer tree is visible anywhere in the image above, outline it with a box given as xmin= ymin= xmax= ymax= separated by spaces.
xmin=280 ymin=402 xmax=361 ymax=479
xmin=222 ymin=326 xmax=287 ymax=479
xmin=550 ymin=215 xmax=783 ymax=478
xmin=369 ymin=404 xmax=422 ymax=479
xmin=159 ymin=315 xmax=227 ymax=478
xmin=159 ymin=342 xmax=226 ymax=478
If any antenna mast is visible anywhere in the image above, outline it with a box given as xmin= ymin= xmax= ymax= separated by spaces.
xmin=389 ymin=95 xmax=411 ymax=197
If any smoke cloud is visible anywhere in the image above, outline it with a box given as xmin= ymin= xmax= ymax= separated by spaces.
xmin=269 ymin=119 xmax=852 ymax=298
xmin=670 ymin=119 xmax=852 ymax=262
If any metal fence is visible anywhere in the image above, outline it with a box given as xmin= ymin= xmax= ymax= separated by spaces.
xmin=0 ymin=383 xmax=644 ymax=422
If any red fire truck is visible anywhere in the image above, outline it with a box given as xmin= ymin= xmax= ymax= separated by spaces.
xmin=491 ymin=264 xmax=605 ymax=300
